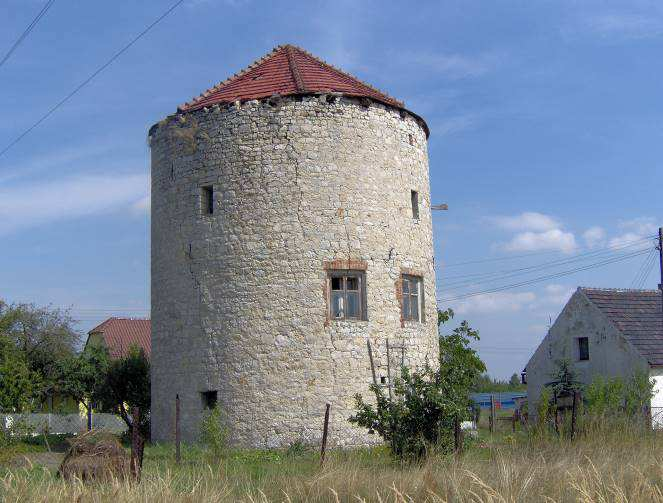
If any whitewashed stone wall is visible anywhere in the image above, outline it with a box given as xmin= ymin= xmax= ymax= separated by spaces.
xmin=150 ymin=95 xmax=438 ymax=447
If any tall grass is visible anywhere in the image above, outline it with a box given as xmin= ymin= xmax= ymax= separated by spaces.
xmin=3 ymin=420 xmax=663 ymax=502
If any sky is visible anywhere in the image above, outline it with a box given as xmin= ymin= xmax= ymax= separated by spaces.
xmin=0 ymin=0 xmax=661 ymax=379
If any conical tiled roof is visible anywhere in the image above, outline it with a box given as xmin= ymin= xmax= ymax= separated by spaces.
xmin=179 ymin=45 xmax=406 ymax=113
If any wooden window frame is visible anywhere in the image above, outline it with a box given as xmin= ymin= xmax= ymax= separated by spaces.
xmin=328 ymin=270 xmax=367 ymax=321
xmin=401 ymin=274 xmax=424 ymax=322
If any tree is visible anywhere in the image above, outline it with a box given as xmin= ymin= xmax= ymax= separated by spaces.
xmin=509 ymin=373 xmax=521 ymax=387
xmin=548 ymin=359 xmax=582 ymax=397
xmin=98 ymin=346 xmax=150 ymax=436
xmin=56 ymin=344 xmax=110 ymax=426
xmin=0 ymin=337 xmax=40 ymax=412
xmin=0 ymin=300 xmax=79 ymax=399
xmin=349 ymin=308 xmax=485 ymax=460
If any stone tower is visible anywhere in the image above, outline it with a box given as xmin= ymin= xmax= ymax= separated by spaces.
xmin=149 ymin=45 xmax=438 ymax=447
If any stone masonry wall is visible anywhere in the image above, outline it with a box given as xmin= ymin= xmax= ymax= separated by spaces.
xmin=150 ymin=95 xmax=438 ymax=447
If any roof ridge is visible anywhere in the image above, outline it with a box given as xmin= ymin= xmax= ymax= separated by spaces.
xmin=179 ymin=45 xmax=286 ymax=112
xmin=580 ymin=286 xmax=661 ymax=293
xmin=285 ymin=45 xmax=305 ymax=92
xmin=287 ymin=44 xmax=404 ymax=107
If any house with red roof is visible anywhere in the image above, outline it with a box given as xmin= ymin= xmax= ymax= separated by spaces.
xmin=85 ymin=317 xmax=151 ymax=359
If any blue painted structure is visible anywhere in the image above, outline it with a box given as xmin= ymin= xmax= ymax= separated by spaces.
xmin=470 ymin=392 xmax=527 ymax=410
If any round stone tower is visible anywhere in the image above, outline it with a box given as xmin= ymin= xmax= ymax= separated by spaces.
xmin=149 ymin=45 xmax=438 ymax=447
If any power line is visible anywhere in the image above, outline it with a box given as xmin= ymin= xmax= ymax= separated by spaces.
xmin=440 ymin=241 xmax=655 ymax=293
xmin=0 ymin=0 xmax=186 ymax=160
xmin=441 ymin=249 xmax=563 ymax=268
xmin=440 ymin=248 xmax=650 ymax=303
xmin=0 ymin=0 xmax=56 ymax=69
xmin=440 ymin=235 xmax=655 ymax=282
xmin=631 ymin=250 xmax=657 ymax=289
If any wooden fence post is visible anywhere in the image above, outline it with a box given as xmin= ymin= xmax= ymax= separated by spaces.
xmin=320 ymin=403 xmax=331 ymax=467
xmin=644 ymin=404 xmax=652 ymax=430
xmin=512 ymin=411 xmax=517 ymax=433
xmin=571 ymin=391 xmax=580 ymax=440
xmin=175 ymin=394 xmax=181 ymax=465
xmin=87 ymin=406 xmax=92 ymax=432
xmin=489 ymin=394 xmax=495 ymax=433
xmin=454 ymin=416 xmax=462 ymax=454
xmin=131 ymin=407 xmax=144 ymax=482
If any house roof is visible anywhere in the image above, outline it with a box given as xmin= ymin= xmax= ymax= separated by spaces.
xmin=87 ymin=317 xmax=151 ymax=359
xmin=580 ymin=287 xmax=663 ymax=366
xmin=178 ymin=45 xmax=427 ymax=134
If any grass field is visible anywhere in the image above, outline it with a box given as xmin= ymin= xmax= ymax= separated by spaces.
xmin=2 ymin=421 xmax=663 ymax=502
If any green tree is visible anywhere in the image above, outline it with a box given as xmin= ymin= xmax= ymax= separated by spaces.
xmin=0 ymin=300 xmax=79 ymax=401
xmin=509 ymin=373 xmax=521 ymax=387
xmin=56 ymin=344 xmax=111 ymax=422
xmin=349 ymin=308 xmax=485 ymax=460
xmin=0 ymin=337 xmax=40 ymax=412
xmin=549 ymin=359 xmax=582 ymax=397
xmin=98 ymin=346 xmax=150 ymax=435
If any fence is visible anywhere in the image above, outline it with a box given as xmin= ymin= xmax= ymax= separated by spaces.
xmin=651 ymin=407 xmax=663 ymax=429
xmin=1 ymin=413 xmax=127 ymax=435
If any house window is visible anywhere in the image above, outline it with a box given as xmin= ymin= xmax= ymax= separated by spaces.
xmin=201 ymin=390 xmax=218 ymax=410
xmin=411 ymin=190 xmax=419 ymax=220
xmin=401 ymin=275 xmax=423 ymax=322
xmin=578 ymin=337 xmax=589 ymax=361
xmin=328 ymin=271 xmax=366 ymax=321
xmin=201 ymin=185 xmax=214 ymax=215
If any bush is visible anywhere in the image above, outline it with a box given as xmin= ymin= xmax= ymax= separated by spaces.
xmin=349 ymin=309 xmax=485 ymax=460
xmin=200 ymin=404 xmax=229 ymax=460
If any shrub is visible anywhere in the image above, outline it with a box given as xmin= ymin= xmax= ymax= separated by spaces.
xmin=349 ymin=309 xmax=485 ymax=460
xmin=200 ymin=404 xmax=229 ymax=460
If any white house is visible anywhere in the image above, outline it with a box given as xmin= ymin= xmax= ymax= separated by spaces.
xmin=526 ymin=287 xmax=663 ymax=424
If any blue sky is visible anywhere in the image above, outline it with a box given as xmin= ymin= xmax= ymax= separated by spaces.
xmin=1 ymin=0 xmax=661 ymax=378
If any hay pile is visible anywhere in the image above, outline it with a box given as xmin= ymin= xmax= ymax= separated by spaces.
xmin=58 ymin=431 xmax=129 ymax=482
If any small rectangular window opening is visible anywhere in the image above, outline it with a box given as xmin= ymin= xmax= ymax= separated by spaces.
xmin=578 ymin=337 xmax=589 ymax=361
xmin=329 ymin=270 xmax=367 ymax=321
xmin=411 ymin=190 xmax=419 ymax=220
xmin=401 ymin=275 xmax=423 ymax=322
xmin=201 ymin=390 xmax=218 ymax=410
xmin=201 ymin=185 xmax=214 ymax=215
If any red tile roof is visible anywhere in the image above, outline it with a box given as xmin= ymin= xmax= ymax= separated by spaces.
xmin=179 ymin=44 xmax=409 ymax=116
xmin=87 ymin=318 xmax=151 ymax=359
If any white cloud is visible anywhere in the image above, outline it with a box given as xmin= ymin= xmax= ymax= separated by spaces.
xmin=0 ymin=173 xmax=149 ymax=235
xmin=608 ymin=217 xmax=658 ymax=248
xmin=490 ymin=212 xmax=560 ymax=232
xmin=490 ymin=212 xmax=577 ymax=254
xmin=503 ymin=229 xmax=578 ymax=254
xmin=582 ymin=226 xmax=606 ymax=249
xmin=453 ymin=291 xmax=536 ymax=315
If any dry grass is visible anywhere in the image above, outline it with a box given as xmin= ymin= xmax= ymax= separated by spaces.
xmin=2 ymin=424 xmax=663 ymax=502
